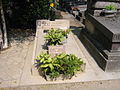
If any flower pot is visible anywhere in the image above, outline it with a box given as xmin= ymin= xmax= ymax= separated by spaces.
xmin=102 ymin=10 xmax=117 ymax=17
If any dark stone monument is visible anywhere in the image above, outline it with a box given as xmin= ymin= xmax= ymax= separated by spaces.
xmin=81 ymin=0 xmax=120 ymax=71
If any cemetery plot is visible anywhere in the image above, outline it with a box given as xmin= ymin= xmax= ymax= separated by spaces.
xmin=32 ymin=20 xmax=85 ymax=81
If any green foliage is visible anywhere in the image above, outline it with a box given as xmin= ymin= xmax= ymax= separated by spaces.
xmin=28 ymin=0 xmax=50 ymax=19
xmin=62 ymin=29 xmax=71 ymax=37
xmin=55 ymin=53 xmax=83 ymax=77
xmin=3 ymin=0 xmax=50 ymax=28
xmin=3 ymin=0 xmax=62 ymax=28
xmin=44 ymin=28 xmax=71 ymax=45
xmin=20 ymin=0 xmax=50 ymax=28
xmin=44 ymin=28 xmax=65 ymax=45
xmin=105 ymin=4 xmax=116 ymax=10
xmin=36 ymin=53 xmax=84 ymax=80
xmin=36 ymin=52 xmax=61 ymax=78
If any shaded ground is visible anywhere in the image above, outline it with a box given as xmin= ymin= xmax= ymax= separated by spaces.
xmin=7 ymin=29 xmax=35 ymax=45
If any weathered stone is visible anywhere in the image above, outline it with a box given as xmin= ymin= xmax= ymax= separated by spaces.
xmin=80 ymin=30 xmax=120 ymax=72
xmin=85 ymin=13 xmax=120 ymax=51
xmin=85 ymin=19 xmax=95 ymax=34
xmin=84 ymin=0 xmax=120 ymax=72
xmin=94 ymin=10 xmax=102 ymax=16
xmin=36 ymin=19 xmax=70 ymax=30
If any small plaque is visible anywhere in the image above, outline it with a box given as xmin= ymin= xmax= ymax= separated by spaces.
xmin=48 ymin=45 xmax=65 ymax=56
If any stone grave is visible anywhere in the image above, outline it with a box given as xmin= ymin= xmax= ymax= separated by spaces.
xmin=32 ymin=19 xmax=70 ymax=75
xmin=81 ymin=0 xmax=120 ymax=71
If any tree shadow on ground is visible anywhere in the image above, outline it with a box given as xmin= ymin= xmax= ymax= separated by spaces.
xmin=7 ymin=28 xmax=36 ymax=46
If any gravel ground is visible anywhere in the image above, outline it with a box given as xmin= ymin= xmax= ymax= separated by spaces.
xmin=0 ymin=28 xmax=35 ymax=87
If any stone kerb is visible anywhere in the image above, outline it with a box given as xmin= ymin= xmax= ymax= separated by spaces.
xmin=32 ymin=19 xmax=70 ymax=76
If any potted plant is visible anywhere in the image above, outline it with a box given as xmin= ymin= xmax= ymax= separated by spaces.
xmin=102 ymin=4 xmax=117 ymax=17
xmin=36 ymin=52 xmax=85 ymax=81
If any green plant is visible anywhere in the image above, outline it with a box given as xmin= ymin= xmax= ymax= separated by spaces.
xmin=44 ymin=28 xmax=71 ymax=45
xmin=36 ymin=52 xmax=61 ymax=78
xmin=36 ymin=52 xmax=84 ymax=80
xmin=3 ymin=0 xmax=50 ymax=28
xmin=105 ymin=4 xmax=116 ymax=10
xmin=55 ymin=53 xmax=83 ymax=77
xmin=62 ymin=29 xmax=71 ymax=37
xmin=44 ymin=28 xmax=65 ymax=45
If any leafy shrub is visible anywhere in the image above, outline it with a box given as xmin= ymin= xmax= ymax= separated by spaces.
xmin=36 ymin=52 xmax=84 ymax=80
xmin=36 ymin=52 xmax=61 ymax=78
xmin=3 ymin=0 xmax=50 ymax=28
xmin=36 ymin=52 xmax=60 ymax=78
xmin=62 ymin=29 xmax=71 ymax=37
xmin=44 ymin=28 xmax=71 ymax=45
xmin=55 ymin=53 xmax=83 ymax=77
xmin=44 ymin=28 xmax=65 ymax=45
